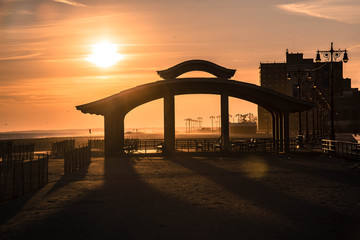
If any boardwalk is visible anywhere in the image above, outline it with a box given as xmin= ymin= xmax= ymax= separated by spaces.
xmin=1 ymin=151 xmax=360 ymax=239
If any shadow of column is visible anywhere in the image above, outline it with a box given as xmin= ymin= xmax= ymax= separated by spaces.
xmin=2 ymin=153 xmax=359 ymax=239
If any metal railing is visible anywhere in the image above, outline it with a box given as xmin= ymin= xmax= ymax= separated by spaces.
xmin=127 ymin=138 xmax=278 ymax=154
xmin=322 ymin=139 xmax=360 ymax=160
xmin=84 ymin=137 xmax=328 ymax=154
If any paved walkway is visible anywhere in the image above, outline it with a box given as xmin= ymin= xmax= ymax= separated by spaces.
xmin=1 ymin=151 xmax=360 ymax=239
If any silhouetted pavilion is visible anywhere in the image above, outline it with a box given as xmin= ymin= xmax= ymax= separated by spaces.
xmin=76 ymin=60 xmax=313 ymax=156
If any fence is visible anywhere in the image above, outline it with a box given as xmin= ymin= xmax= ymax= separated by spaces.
xmin=129 ymin=138 xmax=277 ymax=154
xmin=0 ymin=154 xmax=48 ymax=201
xmin=0 ymin=141 xmax=34 ymax=160
xmin=230 ymin=138 xmax=275 ymax=153
xmin=322 ymin=139 xmax=360 ymax=160
xmin=88 ymin=139 xmax=105 ymax=149
xmin=64 ymin=146 xmax=91 ymax=174
xmin=0 ymin=141 xmax=14 ymax=157
xmin=51 ymin=139 xmax=75 ymax=156
xmin=84 ymin=137 xmax=326 ymax=154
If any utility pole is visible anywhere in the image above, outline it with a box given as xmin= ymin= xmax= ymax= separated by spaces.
xmin=209 ymin=116 xmax=215 ymax=131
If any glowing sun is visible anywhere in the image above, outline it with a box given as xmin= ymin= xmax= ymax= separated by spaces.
xmin=87 ymin=41 xmax=124 ymax=68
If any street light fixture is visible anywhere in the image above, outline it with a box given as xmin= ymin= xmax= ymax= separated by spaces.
xmin=315 ymin=42 xmax=349 ymax=140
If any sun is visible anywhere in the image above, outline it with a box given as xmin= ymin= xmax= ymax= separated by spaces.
xmin=87 ymin=41 xmax=124 ymax=68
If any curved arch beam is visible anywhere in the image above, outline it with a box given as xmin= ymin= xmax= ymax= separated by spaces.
xmin=76 ymin=78 xmax=313 ymax=117
xmin=157 ymin=60 xmax=236 ymax=79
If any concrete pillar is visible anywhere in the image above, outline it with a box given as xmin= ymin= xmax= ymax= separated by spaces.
xmin=279 ymin=112 xmax=284 ymax=152
xmin=221 ymin=93 xmax=230 ymax=152
xmin=104 ymin=112 xmax=125 ymax=158
xmin=164 ymin=90 xmax=175 ymax=153
xmin=283 ymin=112 xmax=290 ymax=153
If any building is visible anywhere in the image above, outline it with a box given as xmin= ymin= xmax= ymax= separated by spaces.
xmin=229 ymin=122 xmax=257 ymax=134
xmin=335 ymin=79 xmax=360 ymax=133
xmin=258 ymin=50 xmax=358 ymax=138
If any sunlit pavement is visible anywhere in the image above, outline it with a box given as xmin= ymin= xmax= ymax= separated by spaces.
xmin=1 ymin=151 xmax=360 ymax=240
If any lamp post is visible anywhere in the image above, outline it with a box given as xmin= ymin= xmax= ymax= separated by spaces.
xmin=311 ymin=85 xmax=316 ymax=141
xmin=209 ymin=116 xmax=215 ymax=131
xmin=197 ymin=117 xmax=203 ymax=130
xmin=315 ymin=42 xmax=348 ymax=140
xmin=235 ymin=113 xmax=240 ymax=123
xmin=216 ymin=115 xmax=221 ymax=132
xmin=287 ymin=69 xmax=311 ymax=137
xmin=310 ymin=85 xmax=316 ymax=142
xmin=305 ymin=73 xmax=311 ymax=142
xmin=184 ymin=118 xmax=189 ymax=132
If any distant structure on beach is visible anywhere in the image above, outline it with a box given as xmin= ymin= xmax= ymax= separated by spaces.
xmin=185 ymin=113 xmax=257 ymax=134
xmin=184 ymin=117 xmax=203 ymax=133
xmin=230 ymin=113 xmax=257 ymax=134
xmin=258 ymin=50 xmax=360 ymax=136
xmin=230 ymin=122 xmax=256 ymax=134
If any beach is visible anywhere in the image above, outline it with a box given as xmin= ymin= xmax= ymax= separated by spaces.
xmin=1 ymin=149 xmax=360 ymax=239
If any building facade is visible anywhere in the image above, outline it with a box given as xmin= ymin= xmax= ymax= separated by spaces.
xmin=258 ymin=50 xmax=358 ymax=138
xmin=335 ymin=80 xmax=360 ymax=133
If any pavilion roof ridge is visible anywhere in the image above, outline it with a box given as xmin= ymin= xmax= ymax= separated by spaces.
xmin=157 ymin=59 xmax=236 ymax=80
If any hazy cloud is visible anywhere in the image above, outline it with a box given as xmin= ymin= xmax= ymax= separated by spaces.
xmin=0 ymin=53 xmax=41 ymax=61
xmin=278 ymin=0 xmax=360 ymax=24
xmin=0 ymin=89 xmax=64 ymax=104
xmin=348 ymin=43 xmax=360 ymax=50
xmin=13 ymin=9 xmax=33 ymax=15
xmin=53 ymin=0 xmax=85 ymax=7
xmin=0 ymin=8 xmax=33 ymax=17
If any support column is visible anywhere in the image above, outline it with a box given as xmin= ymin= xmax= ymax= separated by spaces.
xmin=316 ymin=106 xmax=320 ymax=138
xmin=270 ymin=111 xmax=276 ymax=150
xmin=104 ymin=112 xmax=125 ymax=158
xmin=221 ymin=93 xmax=230 ymax=152
xmin=164 ymin=89 xmax=175 ymax=154
xmin=279 ymin=112 xmax=284 ymax=152
xmin=275 ymin=113 xmax=280 ymax=151
xmin=283 ymin=112 xmax=290 ymax=153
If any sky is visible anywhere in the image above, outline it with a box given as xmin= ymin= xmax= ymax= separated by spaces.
xmin=1 ymin=0 xmax=360 ymax=132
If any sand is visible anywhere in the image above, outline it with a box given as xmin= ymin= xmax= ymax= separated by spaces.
xmin=1 ymin=151 xmax=360 ymax=239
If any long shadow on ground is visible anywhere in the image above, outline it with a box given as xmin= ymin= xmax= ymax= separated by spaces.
xmin=45 ymin=165 xmax=89 ymax=197
xmin=168 ymin=154 xmax=360 ymax=240
xmin=1 ymin=153 xmax=360 ymax=239
xmin=266 ymin=152 xmax=360 ymax=187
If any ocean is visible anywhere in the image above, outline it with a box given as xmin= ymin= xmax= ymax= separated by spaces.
xmin=0 ymin=128 xmax=104 ymax=140
xmin=0 ymin=128 xmax=170 ymax=141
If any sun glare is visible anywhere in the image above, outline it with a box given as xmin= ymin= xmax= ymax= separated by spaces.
xmin=87 ymin=41 xmax=124 ymax=68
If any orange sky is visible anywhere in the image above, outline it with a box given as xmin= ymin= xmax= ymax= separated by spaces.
xmin=1 ymin=0 xmax=360 ymax=132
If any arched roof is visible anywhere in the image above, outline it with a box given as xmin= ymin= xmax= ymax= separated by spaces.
xmin=76 ymin=78 xmax=314 ymax=116
xmin=157 ymin=59 xmax=236 ymax=79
